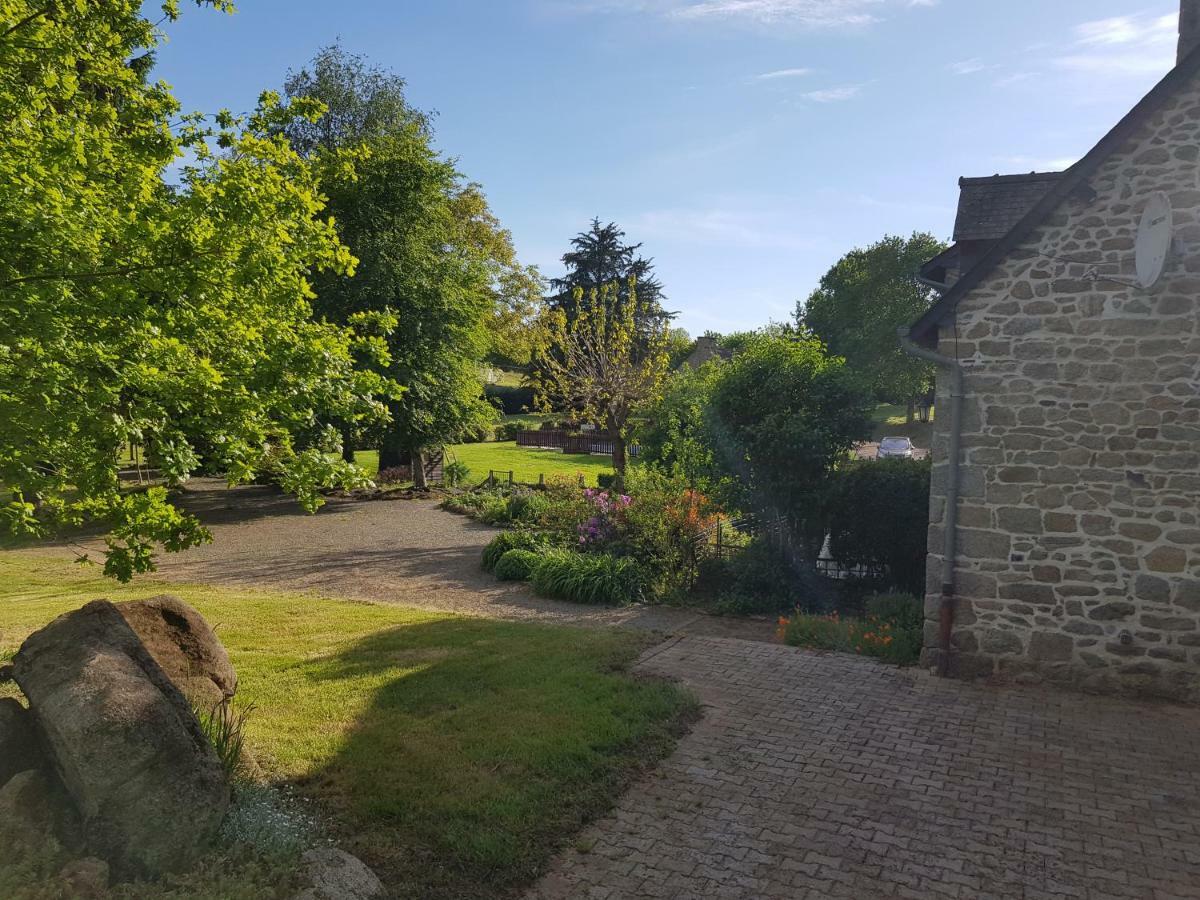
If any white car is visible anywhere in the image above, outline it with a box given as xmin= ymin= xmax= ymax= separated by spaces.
xmin=877 ymin=437 xmax=916 ymax=459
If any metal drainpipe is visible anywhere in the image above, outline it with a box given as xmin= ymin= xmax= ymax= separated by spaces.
xmin=898 ymin=326 xmax=964 ymax=678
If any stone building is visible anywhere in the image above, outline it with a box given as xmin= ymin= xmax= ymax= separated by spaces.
xmin=905 ymin=2 xmax=1200 ymax=701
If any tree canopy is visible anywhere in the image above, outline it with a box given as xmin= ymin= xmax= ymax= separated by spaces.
xmin=0 ymin=1 xmax=393 ymax=579
xmin=705 ymin=333 xmax=874 ymax=521
xmin=797 ymin=233 xmax=946 ymax=409
xmin=532 ymin=280 xmax=669 ymax=479
xmin=548 ymin=219 xmax=668 ymax=325
xmin=281 ymin=45 xmax=542 ymax=475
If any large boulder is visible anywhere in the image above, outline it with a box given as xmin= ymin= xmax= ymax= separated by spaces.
xmin=0 ymin=768 xmax=79 ymax=850
xmin=13 ymin=600 xmax=230 ymax=878
xmin=0 ymin=696 xmax=42 ymax=786
xmin=115 ymin=594 xmax=237 ymax=708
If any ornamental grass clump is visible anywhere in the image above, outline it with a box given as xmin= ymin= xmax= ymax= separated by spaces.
xmin=530 ymin=550 xmax=644 ymax=606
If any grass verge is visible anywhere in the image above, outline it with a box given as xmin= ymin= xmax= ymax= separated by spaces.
xmin=0 ymin=553 xmax=695 ymax=899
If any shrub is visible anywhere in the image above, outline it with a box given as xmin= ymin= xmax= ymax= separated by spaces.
xmin=485 ymin=383 xmax=535 ymax=414
xmin=825 ymin=458 xmax=931 ymax=595
xmin=482 ymin=530 xmax=549 ymax=572
xmin=596 ymin=472 xmax=618 ymax=490
xmin=778 ymin=597 xmax=923 ymax=666
xmin=530 ymin=550 xmax=644 ymax=606
xmin=694 ymin=539 xmax=805 ymax=615
xmin=495 ymin=421 xmax=527 ymax=442
xmin=494 ymin=549 xmax=540 ymax=581
xmin=443 ymin=460 xmax=471 ymax=488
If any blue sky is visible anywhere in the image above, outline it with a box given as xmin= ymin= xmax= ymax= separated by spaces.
xmin=154 ymin=1 xmax=1182 ymax=335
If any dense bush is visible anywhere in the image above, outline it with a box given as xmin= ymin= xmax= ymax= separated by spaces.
xmin=530 ymin=550 xmax=644 ymax=606
xmin=485 ymin=383 xmax=535 ymax=414
xmin=698 ymin=539 xmax=807 ymax=615
xmin=825 ymin=458 xmax=931 ymax=595
xmin=443 ymin=460 xmax=471 ymax=487
xmin=778 ymin=592 xmax=924 ymax=666
xmin=495 ymin=421 xmax=528 ymax=442
xmin=481 ymin=530 xmax=550 ymax=572
xmin=494 ymin=549 xmax=541 ymax=581
xmin=444 ymin=486 xmax=550 ymax=526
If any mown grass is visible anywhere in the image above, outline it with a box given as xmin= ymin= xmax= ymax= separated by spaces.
xmin=870 ymin=402 xmax=935 ymax=445
xmin=0 ymin=554 xmax=694 ymax=899
xmin=350 ymin=442 xmax=616 ymax=488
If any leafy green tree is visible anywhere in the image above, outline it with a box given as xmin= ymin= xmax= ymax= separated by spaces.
xmin=0 ymin=1 xmax=392 ymax=579
xmin=706 ymin=333 xmax=873 ymax=528
xmin=282 ymin=46 xmax=541 ymax=482
xmin=798 ymin=233 xmax=945 ymax=417
xmin=532 ymin=280 xmax=669 ymax=480
xmin=637 ymin=362 xmax=724 ymax=492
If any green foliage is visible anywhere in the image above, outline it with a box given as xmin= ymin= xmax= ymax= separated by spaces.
xmin=494 ymin=548 xmax=541 ymax=581
xmin=798 ymin=233 xmax=946 ymax=405
xmin=531 ymin=279 xmax=670 ymax=476
xmin=442 ymin=460 xmax=471 ymax=487
xmin=530 ymin=551 xmax=644 ymax=606
xmin=547 ymin=219 xmax=667 ymax=326
xmin=481 ymin=529 xmax=551 ymax=572
xmin=0 ymin=2 xmax=392 ymax=579
xmin=636 ymin=362 xmax=725 ymax=492
xmin=699 ymin=540 xmax=805 ymax=616
xmin=193 ymin=699 xmax=256 ymax=781
xmin=486 ymin=383 xmax=536 ymax=415
xmin=706 ymin=333 xmax=873 ymax=518
xmin=825 ymin=458 xmax=931 ymax=595
xmin=779 ymin=597 xmax=923 ymax=666
xmin=282 ymin=45 xmax=541 ymax=467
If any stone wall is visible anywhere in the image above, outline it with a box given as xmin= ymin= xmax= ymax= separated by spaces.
xmin=925 ymin=68 xmax=1200 ymax=701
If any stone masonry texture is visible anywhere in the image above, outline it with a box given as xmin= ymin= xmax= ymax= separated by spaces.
xmin=527 ymin=637 xmax=1200 ymax=899
xmin=924 ymin=65 xmax=1200 ymax=700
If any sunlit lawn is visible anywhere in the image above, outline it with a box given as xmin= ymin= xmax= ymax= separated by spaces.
xmin=351 ymin=441 xmax=618 ymax=488
xmin=0 ymin=554 xmax=693 ymax=899
xmin=870 ymin=403 xmax=935 ymax=445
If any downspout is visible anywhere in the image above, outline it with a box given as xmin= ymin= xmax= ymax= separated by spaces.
xmin=898 ymin=326 xmax=964 ymax=678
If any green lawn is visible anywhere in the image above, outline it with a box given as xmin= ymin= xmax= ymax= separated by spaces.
xmin=870 ymin=403 xmax=935 ymax=445
xmin=0 ymin=554 xmax=693 ymax=899
xmin=351 ymin=441 xmax=617 ymax=488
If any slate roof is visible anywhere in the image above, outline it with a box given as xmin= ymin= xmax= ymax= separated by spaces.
xmin=953 ymin=173 xmax=1064 ymax=242
xmin=909 ymin=42 xmax=1200 ymax=347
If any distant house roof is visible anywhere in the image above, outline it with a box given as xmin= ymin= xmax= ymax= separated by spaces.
xmin=953 ymin=173 xmax=1064 ymax=242
xmin=909 ymin=42 xmax=1200 ymax=347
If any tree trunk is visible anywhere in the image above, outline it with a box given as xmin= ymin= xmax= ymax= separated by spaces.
xmin=905 ymin=398 xmax=915 ymax=424
xmin=340 ymin=423 xmax=355 ymax=464
xmin=377 ymin=432 xmax=406 ymax=472
xmin=412 ymin=450 xmax=428 ymax=490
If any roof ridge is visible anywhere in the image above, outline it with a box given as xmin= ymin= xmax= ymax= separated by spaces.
xmin=911 ymin=44 xmax=1200 ymax=346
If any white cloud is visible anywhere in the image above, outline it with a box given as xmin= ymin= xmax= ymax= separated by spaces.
xmin=755 ymin=67 xmax=812 ymax=80
xmin=1054 ymin=12 xmax=1177 ymax=77
xmin=948 ymin=58 xmax=988 ymax=75
xmin=571 ymin=0 xmax=934 ymax=28
xmin=802 ymin=84 xmax=863 ymax=102
xmin=995 ymin=154 xmax=1079 ymax=172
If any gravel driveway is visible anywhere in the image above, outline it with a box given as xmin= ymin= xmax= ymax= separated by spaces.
xmin=55 ymin=479 xmax=774 ymax=641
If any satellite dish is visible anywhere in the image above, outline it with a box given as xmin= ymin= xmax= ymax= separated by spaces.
xmin=1135 ymin=191 xmax=1173 ymax=289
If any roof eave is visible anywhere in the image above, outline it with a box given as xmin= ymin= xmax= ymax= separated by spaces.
xmin=908 ymin=45 xmax=1200 ymax=348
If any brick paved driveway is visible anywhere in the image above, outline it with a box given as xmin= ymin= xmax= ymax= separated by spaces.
xmin=530 ymin=637 xmax=1200 ymax=899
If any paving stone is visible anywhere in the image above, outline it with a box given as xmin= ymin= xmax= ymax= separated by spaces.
xmin=526 ymin=637 xmax=1200 ymax=899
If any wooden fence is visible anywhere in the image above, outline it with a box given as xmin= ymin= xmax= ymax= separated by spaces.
xmin=514 ymin=429 xmax=639 ymax=457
